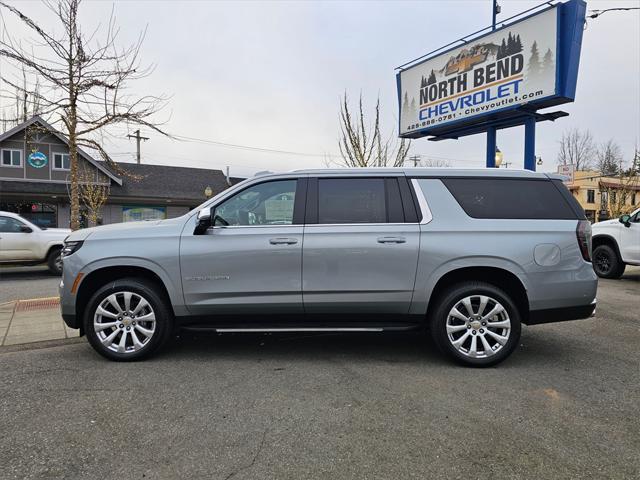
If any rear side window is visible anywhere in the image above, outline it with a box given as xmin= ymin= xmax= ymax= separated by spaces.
xmin=318 ymin=178 xmax=386 ymax=224
xmin=441 ymin=178 xmax=578 ymax=220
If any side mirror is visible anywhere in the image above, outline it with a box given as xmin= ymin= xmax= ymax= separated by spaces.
xmin=194 ymin=208 xmax=212 ymax=235
xmin=619 ymin=214 xmax=631 ymax=227
xmin=20 ymin=225 xmax=33 ymax=233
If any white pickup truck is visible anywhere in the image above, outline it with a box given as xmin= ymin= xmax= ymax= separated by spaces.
xmin=592 ymin=207 xmax=640 ymax=278
xmin=0 ymin=211 xmax=70 ymax=275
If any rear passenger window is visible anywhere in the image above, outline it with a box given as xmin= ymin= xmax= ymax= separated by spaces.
xmin=442 ymin=178 xmax=577 ymax=220
xmin=318 ymin=178 xmax=386 ymax=224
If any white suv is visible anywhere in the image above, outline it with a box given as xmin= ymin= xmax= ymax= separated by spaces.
xmin=592 ymin=208 xmax=640 ymax=278
xmin=0 ymin=211 xmax=70 ymax=274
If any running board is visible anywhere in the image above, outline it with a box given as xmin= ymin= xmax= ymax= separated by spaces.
xmin=184 ymin=327 xmax=385 ymax=333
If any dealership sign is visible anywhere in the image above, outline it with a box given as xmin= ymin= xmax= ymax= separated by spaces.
xmin=397 ymin=1 xmax=585 ymax=139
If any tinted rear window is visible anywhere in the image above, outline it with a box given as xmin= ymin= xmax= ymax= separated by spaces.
xmin=441 ymin=178 xmax=578 ymax=220
xmin=318 ymin=178 xmax=386 ymax=223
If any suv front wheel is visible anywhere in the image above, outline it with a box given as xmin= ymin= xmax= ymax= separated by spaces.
xmin=84 ymin=278 xmax=173 ymax=361
xmin=430 ymin=281 xmax=522 ymax=367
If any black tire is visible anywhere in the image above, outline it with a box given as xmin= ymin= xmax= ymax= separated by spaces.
xmin=84 ymin=277 xmax=174 ymax=361
xmin=46 ymin=247 xmax=63 ymax=275
xmin=429 ymin=281 xmax=522 ymax=367
xmin=593 ymin=245 xmax=625 ymax=279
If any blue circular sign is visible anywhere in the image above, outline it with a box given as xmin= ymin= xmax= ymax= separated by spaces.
xmin=28 ymin=151 xmax=48 ymax=169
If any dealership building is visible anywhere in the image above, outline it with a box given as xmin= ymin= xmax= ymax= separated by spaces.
xmin=0 ymin=116 xmax=241 ymax=228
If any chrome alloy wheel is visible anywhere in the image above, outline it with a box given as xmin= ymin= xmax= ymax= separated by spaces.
xmin=93 ymin=291 xmax=156 ymax=354
xmin=446 ymin=295 xmax=511 ymax=359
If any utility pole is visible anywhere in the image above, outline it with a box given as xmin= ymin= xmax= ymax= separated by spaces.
xmin=127 ymin=129 xmax=149 ymax=164
xmin=408 ymin=155 xmax=421 ymax=167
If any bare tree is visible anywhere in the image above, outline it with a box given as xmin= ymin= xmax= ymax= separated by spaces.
xmin=596 ymin=139 xmax=622 ymax=176
xmin=337 ymin=93 xmax=410 ymax=168
xmin=599 ymin=149 xmax=640 ymax=217
xmin=557 ymin=128 xmax=595 ymax=171
xmin=77 ymin=164 xmax=109 ymax=226
xmin=0 ymin=0 xmax=168 ymax=230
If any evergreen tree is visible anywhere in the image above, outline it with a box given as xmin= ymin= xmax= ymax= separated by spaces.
xmin=421 ymin=76 xmax=427 ymax=89
xmin=528 ymin=41 xmax=541 ymax=78
xmin=515 ymin=34 xmax=523 ymax=53
xmin=498 ymin=39 xmax=507 ymax=60
xmin=507 ymin=32 xmax=514 ymax=55
xmin=427 ymin=69 xmax=436 ymax=85
xmin=543 ymin=48 xmax=554 ymax=73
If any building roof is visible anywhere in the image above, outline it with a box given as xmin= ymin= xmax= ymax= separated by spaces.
xmin=0 ymin=162 xmax=242 ymax=205
xmin=0 ymin=116 xmax=123 ymax=185
xmin=599 ymin=179 xmax=640 ymax=192
xmin=102 ymin=162 xmax=238 ymax=203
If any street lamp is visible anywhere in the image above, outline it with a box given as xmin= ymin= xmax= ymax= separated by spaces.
xmin=495 ymin=147 xmax=503 ymax=167
xmin=204 ymin=186 xmax=213 ymax=198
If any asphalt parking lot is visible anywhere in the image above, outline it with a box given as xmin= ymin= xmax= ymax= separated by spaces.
xmin=0 ymin=268 xmax=638 ymax=479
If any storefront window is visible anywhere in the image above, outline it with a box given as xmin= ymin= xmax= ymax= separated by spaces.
xmin=0 ymin=202 xmax=57 ymax=228
xmin=122 ymin=205 xmax=166 ymax=222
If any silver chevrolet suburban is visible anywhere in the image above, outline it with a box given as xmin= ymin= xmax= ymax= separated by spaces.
xmin=59 ymin=168 xmax=597 ymax=366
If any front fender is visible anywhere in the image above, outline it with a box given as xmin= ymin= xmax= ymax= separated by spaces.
xmin=73 ymin=256 xmax=186 ymax=316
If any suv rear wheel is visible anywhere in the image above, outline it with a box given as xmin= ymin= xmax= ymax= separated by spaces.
xmin=430 ymin=281 xmax=521 ymax=367
xmin=84 ymin=278 xmax=173 ymax=361
xmin=593 ymin=244 xmax=625 ymax=279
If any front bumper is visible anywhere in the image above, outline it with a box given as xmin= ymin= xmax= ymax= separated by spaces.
xmin=59 ymin=274 xmax=81 ymax=330
xmin=526 ymin=299 xmax=597 ymax=325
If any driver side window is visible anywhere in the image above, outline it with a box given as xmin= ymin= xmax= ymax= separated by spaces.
xmin=0 ymin=216 xmax=26 ymax=233
xmin=215 ymin=180 xmax=297 ymax=226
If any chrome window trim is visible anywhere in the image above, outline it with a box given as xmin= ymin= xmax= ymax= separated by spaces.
xmin=198 ymin=174 xmax=433 ymax=229
xmin=411 ymin=178 xmax=433 ymax=225
xmin=209 ymin=222 xmax=421 ymax=230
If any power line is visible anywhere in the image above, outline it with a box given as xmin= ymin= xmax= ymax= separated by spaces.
xmin=172 ymin=133 xmax=339 ymax=159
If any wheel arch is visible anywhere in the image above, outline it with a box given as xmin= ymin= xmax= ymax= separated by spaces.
xmin=44 ymin=242 xmax=63 ymax=260
xmin=592 ymin=234 xmax=623 ymax=261
xmin=76 ymin=264 xmax=177 ymax=325
xmin=425 ymin=266 xmax=530 ymax=325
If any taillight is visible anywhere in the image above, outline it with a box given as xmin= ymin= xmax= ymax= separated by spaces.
xmin=576 ymin=220 xmax=592 ymax=262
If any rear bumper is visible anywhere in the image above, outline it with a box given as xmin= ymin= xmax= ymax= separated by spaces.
xmin=525 ymin=299 xmax=596 ymax=325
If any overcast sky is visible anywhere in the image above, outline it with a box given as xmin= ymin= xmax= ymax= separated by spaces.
xmin=1 ymin=0 xmax=639 ymax=178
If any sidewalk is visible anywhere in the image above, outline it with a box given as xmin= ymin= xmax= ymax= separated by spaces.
xmin=0 ymin=297 xmax=79 ymax=346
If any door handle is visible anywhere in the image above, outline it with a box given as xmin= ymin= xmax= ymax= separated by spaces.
xmin=269 ymin=237 xmax=298 ymax=245
xmin=377 ymin=236 xmax=406 ymax=244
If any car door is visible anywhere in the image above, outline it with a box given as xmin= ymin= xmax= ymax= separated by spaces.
xmin=180 ymin=177 xmax=306 ymax=316
xmin=302 ymin=176 xmax=421 ymax=315
xmin=0 ymin=216 xmax=38 ymax=261
xmin=620 ymin=210 xmax=640 ymax=263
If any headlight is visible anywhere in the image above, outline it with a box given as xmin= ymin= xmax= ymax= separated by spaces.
xmin=61 ymin=240 xmax=84 ymax=257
